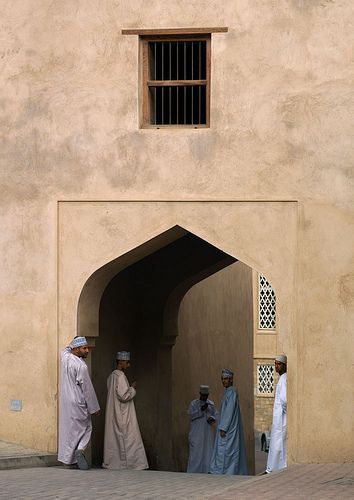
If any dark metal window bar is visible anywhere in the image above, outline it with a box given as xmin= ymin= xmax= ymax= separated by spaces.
xmin=148 ymin=41 xmax=207 ymax=125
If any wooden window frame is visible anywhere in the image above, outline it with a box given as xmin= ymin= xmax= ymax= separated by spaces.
xmin=122 ymin=28 xmax=227 ymax=129
xmin=140 ymin=34 xmax=211 ymax=128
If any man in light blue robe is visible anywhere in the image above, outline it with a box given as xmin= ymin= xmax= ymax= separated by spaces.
xmin=187 ymin=385 xmax=217 ymax=473
xmin=209 ymin=369 xmax=248 ymax=475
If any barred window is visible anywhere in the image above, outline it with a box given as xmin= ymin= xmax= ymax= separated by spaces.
xmin=258 ymin=274 xmax=276 ymax=330
xmin=122 ymin=27 xmax=228 ymax=127
xmin=257 ymin=363 xmax=275 ymax=395
xmin=141 ymin=35 xmax=210 ymax=127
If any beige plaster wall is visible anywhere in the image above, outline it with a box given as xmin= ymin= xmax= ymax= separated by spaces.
xmin=0 ymin=0 xmax=353 ymax=462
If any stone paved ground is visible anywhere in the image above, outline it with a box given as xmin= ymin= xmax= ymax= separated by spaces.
xmin=0 ymin=463 xmax=353 ymax=500
xmin=0 ymin=440 xmax=58 ymax=470
xmin=0 ymin=440 xmax=52 ymax=458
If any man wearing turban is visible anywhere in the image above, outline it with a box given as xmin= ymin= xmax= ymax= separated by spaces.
xmin=102 ymin=351 xmax=148 ymax=470
xmin=266 ymin=354 xmax=287 ymax=473
xmin=58 ymin=336 xmax=100 ymax=469
xmin=209 ymin=369 xmax=248 ymax=475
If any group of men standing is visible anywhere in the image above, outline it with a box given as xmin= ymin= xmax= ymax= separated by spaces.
xmin=187 ymin=369 xmax=248 ymax=475
xmin=58 ymin=335 xmax=287 ymax=476
xmin=58 ymin=337 xmax=147 ymax=470
xmin=187 ymin=355 xmax=287 ymax=475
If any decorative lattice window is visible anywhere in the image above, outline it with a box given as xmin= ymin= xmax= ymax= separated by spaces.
xmin=258 ymin=274 xmax=276 ymax=330
xmin=257 ymin=363 xmax=275 ymax=395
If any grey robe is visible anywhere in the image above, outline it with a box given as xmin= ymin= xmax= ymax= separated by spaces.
xmin=103 ymin=369 xmax=148 ymax=470
xmin=58 ymin=347 xmax=100 ymax=465
xmin=187 ymin=398 xmax=217 ymax=473
xmin=209 ymin=386 xmax=248 ymax=475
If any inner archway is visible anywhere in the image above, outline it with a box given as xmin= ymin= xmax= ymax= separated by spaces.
xmin=172 ymin=260 xmax=254 ymax=472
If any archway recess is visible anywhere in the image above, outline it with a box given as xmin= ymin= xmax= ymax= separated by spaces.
xmin=80 ymin=227 xmax=253 ymax=470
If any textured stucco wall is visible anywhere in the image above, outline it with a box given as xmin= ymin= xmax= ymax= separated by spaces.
xmin=0 ymin=0 xmax=353 ymax=462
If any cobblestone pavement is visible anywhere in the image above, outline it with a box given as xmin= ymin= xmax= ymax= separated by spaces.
xmin=0 ymin=463 xmax=353 ymax=500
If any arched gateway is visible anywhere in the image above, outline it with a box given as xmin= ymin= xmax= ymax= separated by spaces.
xmin=57 ymin=201 xmax=297 ymax=471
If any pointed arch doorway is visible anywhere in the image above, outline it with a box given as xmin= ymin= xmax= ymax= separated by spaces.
xmin=77 ymin=226 xmax=255 ymax=472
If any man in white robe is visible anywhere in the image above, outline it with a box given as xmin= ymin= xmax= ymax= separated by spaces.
xmin=209 ymin=369 xmax=248 ymax=475
xmin=58 ymin=336 xmax=100 ymax=469
xmin=266 ymin=354 xmax=287 ymax=473
xmin=187 ymin=385 xmax=217 ymax=473
xmin=103 ymin=351 xmax=148 ymax=470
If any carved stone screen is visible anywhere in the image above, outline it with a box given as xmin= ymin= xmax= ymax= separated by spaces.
xmin=258 ymin=274 xmax=276 ymax=330
xmin=257 ymin=363 xmax=275 ymax=395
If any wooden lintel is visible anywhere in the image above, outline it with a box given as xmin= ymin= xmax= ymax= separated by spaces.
xmin=122 ymin=27 xmax=228 ymax=36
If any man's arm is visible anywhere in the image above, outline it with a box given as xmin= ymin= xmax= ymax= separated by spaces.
xmin=188 ymin=400 xmax=204 ymax=421
xmin=78 ymin=364 xmax=100 ymax=415
xmin=115 ymin=372 xmax=136 ymax=402
xmin=280 ymin=376 xmax=287 ymax=413
xmin=206 ymin=402 xmax=217 ymax=424
xmin=218 ymin=391 xmax=236 ymax=436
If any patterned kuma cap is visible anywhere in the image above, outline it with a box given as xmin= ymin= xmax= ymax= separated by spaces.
xmin=275 ymin=353 xmax=287 ymax=364
xmin=221 ymin=368 xmax=234 ymax=378
xmin=70 ymin=336 xmax=88 ymax=348
xmin=199 ymin=385 xmax=209 ymax=395
xmin=116 ymin=351 xmax=130 ymax=361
